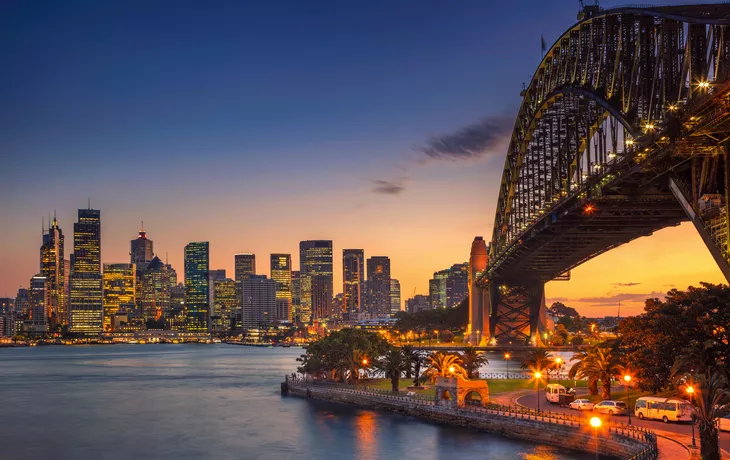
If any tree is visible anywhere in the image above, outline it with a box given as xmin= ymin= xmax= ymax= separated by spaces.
xmin=692 ymin=372 xmax=730 ymax=460
xmin=439 ymin=330 xmax=454 ymax=343
xmin=570 ymin=335 xmax=584 ymax=346
xmin=520 ymin=349 xmax=555 ymax=375
xmin=423 ymin=351 xmax=468 ymax=382
xmin=402 ymin=345 xmax=425 ymax=386
xmin=375 ymin=346 xmax=407 ymax=392
xmin=297 ymin=329 xmax=390 ymax=381
xmin=459 ymin=346 xmax=488 ymax=379
xmin=568 ymin=348 xmax=599 ymax=396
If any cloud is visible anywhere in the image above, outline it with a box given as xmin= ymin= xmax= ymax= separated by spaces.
xmin=372 ymin=178 xmax=406 ymax=195
xmin=574 ymin=291 xmax=666 ymax=307
xmin=612 ymin=282 xmax=641 ymax=287
xmin=415 ymin=116 xmax=513 ymax=161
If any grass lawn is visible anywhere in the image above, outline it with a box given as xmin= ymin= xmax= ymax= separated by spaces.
xmin=364 ymin=378 xmax=437 ymax=397
xmin=487 ymin=378 xmax=588 ymax=394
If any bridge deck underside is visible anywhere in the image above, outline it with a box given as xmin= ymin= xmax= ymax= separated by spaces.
xmin=491 ymin=192 xmax=687 ymax=283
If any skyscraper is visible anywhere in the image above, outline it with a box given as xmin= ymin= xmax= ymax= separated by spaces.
xmin=270 ymin=254 xmax=292 ymax=322
xmin=291 ymin=270 xmax=301 ymax=323
xmin=29 ymin=274 xmax=49 ymax=334
xmin=299 ymin=240 xmax=332 ymax=322
xmin=234 ymin=253 xmax=256 ymax=281
xmin=342 ymin=249 xmax=364 ymax=316
xmin=130 ymin=224 xmax=153 ymax=270
xmin=70 ymin=207 xmax=103 ymax=334
xmin=40 ymin=214 xmax=66 ymax=327
xmin=429 ymin=263 xmax=469 ymax=309
xmin=102 ymin=263 xmax=136 ymax=331
xmin=239 ymin=275 xmax=276 ymax=329
xmin=137 ymin=256 xmax=176 ymax=321
xmin=390 ymin=278 xmax=401 ymax=314
xmin=184 ymin=242 xmax=209 ymax=332
xmin=311 ymin=274 xmax=333 ymax=319
xmin=208 ymin=268 xmax=227 ymax=307
xmin=213 ymin=278 xmax=237 ymax=332
xmin=366 ymin=256 xmax=391 ymax=317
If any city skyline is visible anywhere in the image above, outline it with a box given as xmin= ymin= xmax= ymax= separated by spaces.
xmin=1 ymin=0 xmax=727 ymax=318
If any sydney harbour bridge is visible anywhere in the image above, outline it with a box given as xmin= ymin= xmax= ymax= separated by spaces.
xmin=467 ymin=3 xmax=730 ymax=346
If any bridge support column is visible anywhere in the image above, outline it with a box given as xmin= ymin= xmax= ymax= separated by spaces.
xmin=487 ymin=282 xmax=547 ymax=346
xmin=467 ymin=237 xmax=489 ymax=345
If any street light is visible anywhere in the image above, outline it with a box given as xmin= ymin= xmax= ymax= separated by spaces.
xmin=623 ymin=374 xmax=632 ymax=425
xmin=590 ymin=416 xmax=602 ymax=460
xmin=448 ymin=365 xmax=455 ymax=377
xmin=504 ymin=353 xmax=511 ymax=377
xmin=687 ymin=385 xmax=696 ymax=447
xmin=535 ymin=371 xmax=543 ymax=414
xmin=555 ymin=357 xmax=563 ymax=381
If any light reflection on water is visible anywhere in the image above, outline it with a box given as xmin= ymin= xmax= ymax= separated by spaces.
xmin=0 ymin=345 xmax=592 ymax=460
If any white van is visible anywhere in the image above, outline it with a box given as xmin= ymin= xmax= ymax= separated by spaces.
xmin=545 ymin=384 xmax=574 ymax=404
xmin=634 ymin=397 xmax=692 ymax=423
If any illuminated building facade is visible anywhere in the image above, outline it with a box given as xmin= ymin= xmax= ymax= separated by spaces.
xmin=208 ymin=268 xmax=227 ymax=308
xmin=40 ymin=214 xmax=66 ymax=327
xmin=390 ymin=278 xmax=401 ymax=314
xmin=213 ymin=278 xmax=237 ymax=332
xmin=70 ymin=208 xmax=103 ymax=334
xmin=406 ymin=294 xmax=430 ymax=314
xmin=311 ymin=274 xmax=333 ymax=320
xmin=270 ymin=254 xmax=292 ymax=322
xmin=137 ymin=256 xmax=177 ymax=321
xmin=29 ymin=274 xmax=49 ymax=333
xmin=239 ymin=275 xmax=276 ymax=329
xmin=299 ymin=240 xmax=332 ymax=323
xmin=291 ymin=271 xmax=301 ymax=323
xmin=234 ymin=253 xmax=256 ymax=281
xmin=130 ymin=225 xmax=153 ymax=270
xmin=429 ymin=263 xmax=469 ymax=309
xmin=342 ymin=249 xmax=364 ymax=316
xmin=102 ymin=263 xmax=136 ymax=331
xmin=15 ymin=288 xmax=30 ymax=315
xmin=366 ymin=256 xmax=391 ymax=317
xmin=184 ymin=242 xmax=210 ymax=332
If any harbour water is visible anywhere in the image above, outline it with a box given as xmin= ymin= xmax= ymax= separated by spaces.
xmin=0 ymin=345 xmax=591 ymax=460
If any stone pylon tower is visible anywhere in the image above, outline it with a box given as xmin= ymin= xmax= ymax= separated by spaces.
xmin=467 ymin=237 xmax=489 ymax=345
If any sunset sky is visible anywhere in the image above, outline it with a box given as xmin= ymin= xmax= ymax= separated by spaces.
xmin=1 ymin=0 xmax=725 ymax=316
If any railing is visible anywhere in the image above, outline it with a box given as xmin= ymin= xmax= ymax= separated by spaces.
xmin=285 ymin=376 xmax=658 ymax=459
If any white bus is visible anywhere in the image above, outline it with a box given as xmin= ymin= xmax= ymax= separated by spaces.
xmin=545 ymin=384 xmax=574 ymax=405
xmin=634 ymin=397 xmax=692 ymax=423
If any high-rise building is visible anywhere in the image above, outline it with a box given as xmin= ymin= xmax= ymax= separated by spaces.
xmin=29 ymin=274 xmax=49 ymax=333
xmin=234 ymin=254 xmax=256 ymax=281
xmin=406 ymin=294 xmax=430 ymax=314
xmin=213 ymin=278 xmax=237 ymax=332
xmin=299 ymin=240 xmax=332 ymax=322
xmin=390 ymin=279 xmax=401 ymax=314
xmin=311 ymin=274 xmax=333 ymax=319
xmin=130 ymin=224 xmax=153 ymax=271
xmin=291 ymin=271 xmax=301 ymax=323
xmin=184 ymin=242 xmax=210 ymax=332
xmin=102 ymin=263 xmax=136 ymax=331
xmin=208 ymin=268 xmax=227 ymax=307
xmin=40 ymin=214 xmax=66 ymax=327
xmin=0 ymin=298 xmax=13 ymax=315
xmin=366 ymin=256 xmax=391 ymax=317
xmin=70 ymin=207 xmax=103 ymax=334
xmin=14 ymin=288 xmax=30 ymax=315
xmin=239 ymin=275 xmax=276 ymax=329
xmin=342 ymin=249 xmax=364 ymax=316
xmin=137 ymin=256 xmax=177 ymax=322
xmin=270 ymin=254 xmax=292 ymax=322
xmin=429 ymin=263 xmax=469 ymax=309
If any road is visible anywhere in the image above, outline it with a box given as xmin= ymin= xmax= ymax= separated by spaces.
xmin=515 ymin=390 xmax=730 ymax=453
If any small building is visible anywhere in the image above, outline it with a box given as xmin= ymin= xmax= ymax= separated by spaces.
xmin=434 ymin=377 xmax=490 ymax=408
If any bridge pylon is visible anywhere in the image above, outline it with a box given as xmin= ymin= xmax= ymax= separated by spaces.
xmin=487 ymin=283 xmax=547 ymax=346
xmin=467 ymin=237 xmax=489 ymax=345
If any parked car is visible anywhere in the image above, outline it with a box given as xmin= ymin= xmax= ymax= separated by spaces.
xmin=568 ymin=399 xmax=595 ymax=411
xmin=593 ymin=400 xmax=628 ymax=415
xmin=719 ymin=415 xmax=730 ymax=432
xmin=634 ymin=397 xmax=692 ymax=423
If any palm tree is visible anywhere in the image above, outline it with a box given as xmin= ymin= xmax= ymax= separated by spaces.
xmin=348 ymin=349 xmax=368 ymax=382
xmin=520 ymin=348 xmax=555 ymax=376
xmin=580 ymin=347 xmax=623 ymax=400
xmin=423 ymin=351 xmax=468 ymax=382
xmin=375 ymin=347 xmax=407 ymax=392
xmin=692 ymin=372 xmax=730 ymax=460
xmin=402 ymin=345 xmax=425 ymax=386
xmin=459 ymin=346 xmax=489 ymax=379
xmin=568 ymin=348 xmax=599 ymax=396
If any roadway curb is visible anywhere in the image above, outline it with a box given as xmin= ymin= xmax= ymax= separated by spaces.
xmin=652 ymin=431 xmax=692 ymax=460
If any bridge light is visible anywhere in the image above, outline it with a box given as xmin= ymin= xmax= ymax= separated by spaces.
xmin=698 ymin=80 xmax=710 ymax=89
xmin=668 ymin=104 xmax=678 ymax=111
xmin=625 ymin=139 xmax=635 ymax=146
xmin=608 ymin=153 xmax=616 ymax=160
xmin=644 ymin=123 xmax=655 ymax=131
xmin=583 ymin=204 xmax=595 ymax=215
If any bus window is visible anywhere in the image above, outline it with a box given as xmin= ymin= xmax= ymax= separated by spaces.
xmin=666 ymin=403 xmax=677 ymax=412
xmin=636 ymin=400 xmax=647 ymax=409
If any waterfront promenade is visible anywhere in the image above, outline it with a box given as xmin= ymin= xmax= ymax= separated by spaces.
xmin=283 ymin=377 xmax=658 ymax=459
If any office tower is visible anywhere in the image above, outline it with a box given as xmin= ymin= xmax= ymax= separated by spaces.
xmin=15 ymin=288 xmax=30 ymax=315
xmin=366 ymin=256 xmax=391 ymax=317
xmin=299 ymin=240 xmax=332 ymax=322
xmin=208 ymin=268 xmax=227 ymax=307
xmin=342 ymin=249 xmax=364 ymax=316
xmin=70 ymin=207 xmax=103 ymax=334
xmin=102 ymin=263 xmax=136 ymax=331
xmin=291 ymin=271 xmax=301 ymax=323
xmin=239 ymin=275 xmax=276 ymax=329
xmin=184 ymin=242 xmax=210 ymax=332
xmin=311 ymin=274 xmax=333 ymax=319
xmin=0 ymin=298 xmax=13 ymax=314
xmin=29 ymin=274 xmax=49 ymax=333
xmin=40 ymin=214 xmax=66 ymax=327
xmin=213 ymin=278 xmax=237 ymax=332
xmin=429 ymin=263 xmax=469 ymax=309
xmin=270 ymin=254 xmax=292 ymax=322
xmin=137 ymin=256 xmax=176 ymax=321
xmin=390 ymin=279 xmax=401 ymax=314
xmin=130 ymin=224 xmax=153 ymax=270
xmin=406 ymin=294 xmax=430 ymax=314
xmin=234 ymin=254 xmax=256 ymax=281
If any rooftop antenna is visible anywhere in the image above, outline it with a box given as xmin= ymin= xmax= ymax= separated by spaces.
xmin=88 ymin=198 xmax=91 ymax=209
xmin=141 ymin=220 xmax=144 ymax=232
xmin=617 ymin=300 xmax=621 ymax=320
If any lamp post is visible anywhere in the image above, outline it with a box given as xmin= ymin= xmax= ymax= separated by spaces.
xmin=535 ymin=371 xmax=543 ymax=414
xmin=687 ymin=385 xmax=696 ymax=447
xmin=590 ymin=416 xmax=602 ymax=460
xmin=362 ymin=358 xmax=368 ymax=380
xmin=504 ymin=353 xmax=511 ymax=378
xmin=555 ymin=357 xmax=563 ymax=381
xmin=623 ymin=375 xmax=632 ymax=425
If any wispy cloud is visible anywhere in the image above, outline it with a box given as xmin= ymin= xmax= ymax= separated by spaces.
xmin=372 ymin=178 xmax=406 ymax=195
xmin=574 ymin=291 xmax=665 ymax=307
xmin=612 ymin=282 xmax=641 ymax=287
xmin=415 ymin=116 xmax=513 ymax=161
